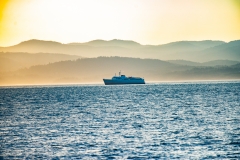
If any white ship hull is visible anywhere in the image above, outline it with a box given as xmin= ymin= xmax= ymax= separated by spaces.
xmin=103 ymin=79 xmax=145 ymax=85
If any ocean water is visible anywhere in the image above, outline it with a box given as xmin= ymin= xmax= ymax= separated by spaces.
xmin=0 ymin=82 xmax=240 ymax=159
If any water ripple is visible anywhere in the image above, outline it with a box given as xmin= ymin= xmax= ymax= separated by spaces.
xmin=0 ymin=82 xmax=240 ymax=159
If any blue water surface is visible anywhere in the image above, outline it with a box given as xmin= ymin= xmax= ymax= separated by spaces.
xmin=0 ymin=82 xmax=240 ymax=159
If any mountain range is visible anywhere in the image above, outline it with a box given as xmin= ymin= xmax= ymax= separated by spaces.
xmin=0 ymin=39 xmax=239 ymax=62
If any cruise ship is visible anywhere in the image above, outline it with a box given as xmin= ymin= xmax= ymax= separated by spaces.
xmin=103 ymin=72 xmax=145 ymax=85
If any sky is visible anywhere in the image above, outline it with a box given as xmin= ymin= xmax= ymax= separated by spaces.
xmin=0 ymin=0 xmax=240 ymax=46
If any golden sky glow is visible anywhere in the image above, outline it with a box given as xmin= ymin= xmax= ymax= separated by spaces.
xmin=0 ymin=0 xmax=240 ymax=46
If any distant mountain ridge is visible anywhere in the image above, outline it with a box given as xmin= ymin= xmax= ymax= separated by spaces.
xmin=168 ymin=59 xmax=240 ymax=66
xmin=199 ymin=40 xmax=240 ymax=61
xmin=1 ymin=51 xmax=238 ymax=73
xmin=157 ymin=40 xmax=225 ymax=50
xmin=0 ymin=52 xmax=81 ymax=72
xmin=1 ymin=39 xmax=239 ymax=62
xmin=69 ymin=39 xmax=141 ymax=48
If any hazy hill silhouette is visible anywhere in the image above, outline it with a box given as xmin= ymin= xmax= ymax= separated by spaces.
xmin=1 ymin=57 xmax=239 ymax=85
xmin=1 ymin=51 xmax=238 ymax=73
xmin=0 ymin=52 xmax=81 ymax=72
xmin=198 ymin=40 xmax=240 ymax=61
xmin=155 ymin=40 xmax=224 ymax=51
xmin=168 ymin=60 xmax=240 ymax=66
xmin=201 ymin=60 xmax=240 ymax=66
xmin=1 ymin=39 xmax=239 ymax=62
xmin=167 ymin=60 xmax=201 ymax=66
xmin=69 ymin=39 xmax=142 ymax=48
